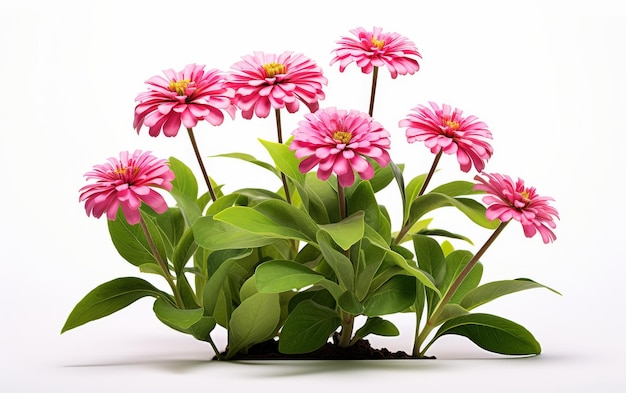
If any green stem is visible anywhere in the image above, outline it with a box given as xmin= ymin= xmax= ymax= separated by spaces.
xmin=274 ymin=109 xmax=292 ymax=204
xmin=413 ymin=221 xmax=509 ymax=356
xmin=368 ymin=66 xmax=379 ymax=117
xmin=338 ymin=183 xmax=346 ymax=221
xmin=338 ymin=311 xmax=355 ymax=348
xmin=393 ymin=151 xmax=443 ymax=245
xmin=186 ymin=127 xmax=217 ymax=202
xmin=139 ymin=216 xmax=184 ymax=308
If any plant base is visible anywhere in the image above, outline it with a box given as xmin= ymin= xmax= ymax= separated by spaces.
xmin=216 ymin=334 xmax=436 ymax=360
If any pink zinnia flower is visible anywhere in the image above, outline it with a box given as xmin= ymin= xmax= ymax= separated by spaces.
xmin=226 ymin=51 xmax=327 ymax=119
xmin=399 ymin=102 xmax=493 ymax=173
xmin=79 ymin=150 xmax=175 ymax=225
xmin=134 ymin=63 xmax=236 ymax=137
xmin=330 ymin=26 xmax=421 ymax=79
xmin=474 ymin=173 xmax=559 ymax=244
xmin=290 ymin=107 xmax=391 ymax=187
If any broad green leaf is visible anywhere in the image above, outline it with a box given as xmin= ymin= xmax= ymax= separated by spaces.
xmin=412 ymin=234 xmax=446 ymax=286
xmin=450 ymin=262 xmax=483 ymax=304
xmin=347 ymin=182 xmax=381 ymax=233
xmin=212 ymin=152 xmax=278 ymax=176
xmin=233 ymin=188 xmax=284 ymax=205
xmin=188 ymin=316 xmax=217 ymax=342
xmin=108 ymin=210 xmax=164 ymax=267
xmin=169 ymin=188 xmax=202 ymax=226
xmin=353 ymin=317 xmax=400 ymax=342
xmin=460 ymin=278 xmax=562 ymax=311
xmin=153 ymin=297 xmax=203 ymax=330
xmin=430 ymin=313 xmax=542 ymax=356
xmin=363 ymin=275 xmax=416 ymax=316
xmin=418 ymin=228 xmax=474 ymax=245
xmin=299 ymin=172 xmax=338 ymax=224
xmin=338 ymin=290 xmax=364 ymax=314
xmin=192 ymin=215 xmax=277 ymax=250
xmin=318 ymin=211 xmax=365 ymax=250
xmin=279 ymin=300 xmax=341 ymax=354
xmin=168 ymin=156 xmax=198 ymax=201
xmin=316 ymin=231 xmax=355 ymax=291
xmin=61 ymin=277 xmax=164 ymax=333
xmin=255 ymin=260 xmax=324 ymax=293
xmin=226 ymin=292 xmax=281 ymax=358
xmin=214 ymin=200 xmax=318 ymax=242
xmin=259 ymin=139 xmax=305 ymax=186
xmin=355 ymin=239 xmax=387 ymax=300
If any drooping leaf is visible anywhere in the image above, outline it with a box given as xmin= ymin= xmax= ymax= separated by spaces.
xmin=153 ymin=297 xmax=203 ymax=330
xmin=352 ymin=317 xmax=400 ymax=342
xmin=61 ymin=277 xmax=164 ymax=333
xmin=316 ymin=231 xmax=355 ymax=291
xmin=430 ymin=313 xmax=542 ymax=356
xmin=460 ymin=278 xmax=562 ymax=311
xmin=279 ymin=300 xmax=341 ymax=354
xmin=211 ymin=152 xmax=278 ymax=176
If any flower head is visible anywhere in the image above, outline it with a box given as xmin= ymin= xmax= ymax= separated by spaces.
xmin=474 ymin=173 xmax=559 ymax=243
xmin=330 ymin=26 xmax=421 ymax=78
xmin=79 ymin=150 xmax=175 ymax=225
xmin=290 ymin=107 xmax=391 ymax=187
xmin=399 ymin=102 xmax=493 ymax=173
xmin=226 ymin=51 xmax=327 ymax=119
xmin=134 ymin=64 xmax=236 ymax=137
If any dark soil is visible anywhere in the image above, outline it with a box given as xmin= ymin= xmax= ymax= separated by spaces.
xmin=216 ymin=334 xmax=435 ymax=360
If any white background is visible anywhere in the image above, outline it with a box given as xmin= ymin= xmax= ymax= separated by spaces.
xmin=1 ymin=0 xmax=625 ymax=391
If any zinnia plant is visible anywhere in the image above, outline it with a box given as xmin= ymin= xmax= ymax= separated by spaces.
xmin=62 ymin=26 xmax=560 ymax=361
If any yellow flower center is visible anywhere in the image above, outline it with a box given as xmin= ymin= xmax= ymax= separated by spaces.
xmin=371 ymin=37 xmax=385 ymax=50
xmin=169 ymin=79 xmax=190 ymax=96
xmin=263 ymin=62 xmax=287 ymax=78
xmin=521 ymin=190 xmax=531 ymax=203
xmin=333 ymin=131 xmax=352 ymax=144
xmin=445 ymin=120 xmax=460 ymax=130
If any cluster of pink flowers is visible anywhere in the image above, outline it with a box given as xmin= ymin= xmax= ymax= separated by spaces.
xmin=81 ymin=26 xmax=558 ymax=244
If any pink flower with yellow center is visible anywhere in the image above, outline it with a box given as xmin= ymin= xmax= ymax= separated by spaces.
xmin=290 ymin=107 xmax=391 ymax=187
xmin=226 ymin=51 xmax=328 ymax=119
xmin=474 ymin=173 xmax=559 ymax=244
xmin=134 ymin=64 xmax=236 ymax=137
xmin=399 ymin=102 xmax=493 ymax=173
xmin=330 ymin=26 xmax=421 ymax=78
xmin=79 ymin=150 xmax=175 ymax=225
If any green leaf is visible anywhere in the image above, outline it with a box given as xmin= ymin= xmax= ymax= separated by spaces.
xmin=353 ymin=317 xmax=400 ymax=342
xmin=404 ymin=173 xmax=427 ymax=220
xmin=316 ymin=231 xmax=355 ymax=291
xmin=430 ymin=303 xmax=470 ymax=326
xmin=430 ymin=181 xmax=482 ymax=198
xmin=279 ymin=300 xmax=341 ymax=354
xmin=172 ymin=226 xmax=197 ymax=275
xmin=226 ymin=292 xmax=281 ymax=358
xmin=441 ymin=250 xmax=483 ymax=301
xmin=409 ymin=193 xmax=499 ymax=230
xmin=412 ymin=234 xmax=446 ymax=286
xmin=192 ymin=215 xmax=277 ymax=250
xmin=107 ymin=211 xmax=163 ymax=267
xmin=212 ymin=152 xmax=278 ymax=176
xmin=460 ymin=278 xmax=562 ymax=311
xmin=203 ymin=248 xmax=254 ymax=316
xmin=431 ymin=313 xmax=542 ymax=356
xmin=259 ymin=139 xmax=305 ymax=186
xmin=338 ymin=290 xmax=364 ymax=314
xmin=153 ymin=297 xmax=203 ymax=330
xmin=347 ymin=181 xmax=381 ymax=233
xmin=255 ymin=260 xmax=324 ymax=293
xmin=214 ymin=199 xmax=318 ymax=242
xmin=61 ymin=277 xmax=163 ymax=333
xmin=363 ymin=275 xmax=416 ymax=316
xmin=169 ymin=156 xmax=198 ymax=201
xmin=319 ymin=211 xmax=365 ymax=251
xmin=370 ymin=160 xmax=403 ymax=194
